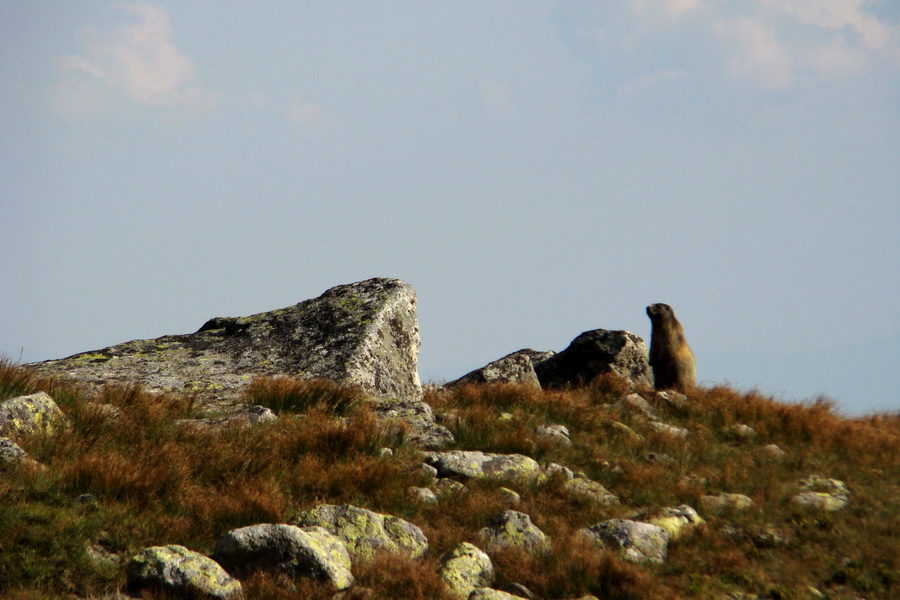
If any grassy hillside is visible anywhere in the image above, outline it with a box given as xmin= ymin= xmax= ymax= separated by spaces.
xmin=0 ymin=359 xmax=897 ymax=599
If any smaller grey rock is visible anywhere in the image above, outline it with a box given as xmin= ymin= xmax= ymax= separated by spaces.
xmin=644 ymin=452 xmax=675 ymax=464
xmin=648 ymin=421 xmax=690 ymax=438
xmin=435 ymin=478 xmax=468 ymax=498
xmin=371 ymin=398 xmax=455 ymax=450
xmin=409 ymin=462 xmax=439 ymax=481
xmin=645 ymin=505 xmax=704 ymax=540
xmin=760 ymin=444 xmax=787 ymax=459
xmin=497 ymin=487 xmax=521 ymax=507
xmin=179 ymin=405 xmax=279 ymax=430
xmin=448 ymin=349 xmax=555 ymax=387
xmin=620 ymin=394 xmax=658 ymax=420
xmin=0 ymin=437 xmax=27 ymax=466
xmin=564 ymin=478 xmax=619 ymax=506
xmin=0 ymin=392 xmax=68 ymax=437
xmin=723 ymin=424 xmax=757 ymax=441
xmin=534 ymin=329 xmax=652 ymax=388
xmin=408 ymin=486 xmax=439 ymax=505
xmin=379 ymin=447 xmax=394 ymax=459
xmin=438 ymin=542 xmax=495 ymax=599
xmin=468 ymin=588 xmax=531 ymax=600
xmin=424 ymin=451 xmax=542 ymax=485
xmin=700 ymin=493 xmax=755 ymax=514
xmin=543 ymin=462 xmax=575 ymax=482
xmin=790 ymin=475 xmax=850 ymax=511
xmin=608 ymin=421 xmax=645 ymax=443
xmin=126 ymin=544 xmax=242 ymax=599
xmin=579 ymin=519 xmax=670 ymax=564
xmin=655 ymin=390 xmax=689 ymax=409
xmin=475 ymin=511 xmax=550 ymax=554
xmin=497 ymin=582 xmax=541 ymax=599
xmin=535 ymin=424 xmax=572 ymax=446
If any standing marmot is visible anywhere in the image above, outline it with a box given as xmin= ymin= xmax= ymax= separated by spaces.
xmin=646 ymin=303 xmax=696 ymax=391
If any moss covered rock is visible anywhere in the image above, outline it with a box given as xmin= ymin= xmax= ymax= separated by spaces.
xmin=475 ymin=510 xmax=550 ymax=554
xmin=126 ymin=544 xmax=242 ymax=599
xmin=579 ymin=519 xmax=670 ymax=564
xmin=0 ymin=392 xmax=68 ymax=437
xmin=213 ymin=523 xmax=353 ymax=589
xmin=290 ymin=504 xmax=428 ymax=561
xmin=438 ymin=542 xmax=495 ymax=599
xmin=424 ymin=451 xmax=542 ymax=485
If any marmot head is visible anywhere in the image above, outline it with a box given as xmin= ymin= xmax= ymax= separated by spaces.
xmin=646 ymin=303 xmax=674 ymax=321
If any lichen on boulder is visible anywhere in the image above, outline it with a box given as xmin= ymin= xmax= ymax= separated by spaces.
xmin=26 ymin=278 xmax=423 ymax=405
xmin=438 ymin=542 xmax=495 ymax=599
xmin=289 ymin=504 xmax=428 ymax=561
xmin=424 ymin=451 xmax=542 ymax=485
xmin=126 ymin=544 xmax=243 ymax=599
xmin=0 ymin=392 xmax=68 ymax=437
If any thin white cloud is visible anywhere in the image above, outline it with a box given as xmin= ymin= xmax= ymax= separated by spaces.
xmin=286 ymin=99 xmax=323 ymax=125
xmin=715 ymin=16 xmax=796 ymax=92
xmin=59 ymin=3 xmax=212 ymax=111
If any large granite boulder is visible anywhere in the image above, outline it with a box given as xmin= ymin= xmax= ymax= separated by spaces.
xmin=447 ymin=350 xmax=556 ymax=387
xmin=534 ymin=330 xmax=651 ymax=389
xmin=289 ymin=504 xmax=428 ymax=561
xmin=424 ymin=451 xmax=542 ymax=485
xmin=26 ymin=278 xmax=422 ymax=403
xmin=213 ymin=523 xmax=353 ymax=589
xmin=125 ymin=544 xmax=243 ymax=599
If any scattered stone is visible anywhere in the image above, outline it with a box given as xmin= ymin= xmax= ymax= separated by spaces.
xmin=723 ymin=424 xmax=757 ymax=442
xmin=498 ymin=412 xmax=515 ymax=422
xmin=497 ymin=582 xmax=542 ymax=599
xmin=475 ymin=511 xmax=551 ymax=554
xmin=534 ymin=330 xmax=652 ymax=389
xmin=178 ymin=405 xmax=279 ymax=430
xmin=655 ymin=390 xmax=689 ymax=409
xmin=74 ymin=493 xmax=98 ymax=507
xmin=213 ymin=523 xmax=353 ymax=589
xmin=760 ymin=444 xmax=787 ymax=459
xmin=608 ymin=422 xmax=645 ymax=443
xmin=564 ymin=478 xmax=619 ymax=506
xmin=648 ymin=421 xmax=690 ymax=438
xmin=644 ymin=452 xmax=675 ymax=465
xmin=469 ymin=588 xmax=531 ymax=600
xmin=497 ymin=487 xmax=522 ymax=507
xmin=645 ymin=505 xmax=704 ymax=540
xmin=408 ymin=486 xmax=439 ymax=505
xmin=447 ymin=349 xmax=555 ymax=387
xmin=438 ymin=542 xmax=495 ymax=599
xmin=126 ymin=544 xmax=242 ymax=599
xmin=408 ymin=462 xmax=439 ymax=481
xmin=379 ymin=447 xmax=394 ymax=459
xmin=700 ymin=494 xmax=755 ymax=514
xmin=620 ymin=394 xmax=658 ymax=420
xmin=790 ymin=475 xmax=850 ymax=512
xmin=535 ymin=424 xmax=572 ymax=446
xmin=27 ymin=278 xmax=424 ymax=404
xmin=424 ymin=451 xmax=542 ymax=485
xmin=290 ymin=504 xmax=428 ymax=561
xmin=579 ymin=519 xmax=670 ymax=564
xmin=0 ymin=437 xmax=27 ymax=467
xmin=0 ymin=392 xmax=68 ymax=437
xmin=434 ymin=478 xmax=468 ymax=498
xmin=370 ymin=397 xmax=455 ymax=450
xmin=543 ymin=462 xmax=575 ymax=482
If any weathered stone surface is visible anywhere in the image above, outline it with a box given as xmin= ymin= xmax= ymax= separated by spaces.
xmin=370 ymin=397 xmax=454 ymax=450
xmin=497 ymin=487 xmax=522 ymax=507
xmin=0 ymin=392 xmax=68 ymax=437
xmin=438 ymin=542 xmax=495 ymax=599
xmin=213 ymin=523 xmax=353 ymax=589
xmin=424 ymin=451 xmax=542 ymax=485
xmin=27 ymin=278 xmax=422 ymax=404
xmin=447 ymin=349 xmax=555 ymax=387
xmin=434 ymin=478 xmax=468 ymax=498
xmin=620 ymin=394 xmax=658 ymax=420
xmin=468 ymin=588 xmax=530 ymax=600
xmin=790 ymin=475 xmax=850 ymax=511
xmin=648 ymin=421 xmax=690 ymax=438
xmin=289 ymin=504 xmax=428 ymax=561
xmin=475 ymin=511 xmax=550 ymax=554
xmin=177 ymin=405 xmax=278 ymax=430
xmin=408 ymin=486 xmax=439 ymax=505
xmin=564 ymin=477 xmax=620 ymax=506
xmin=534 ymin=330 xmax=652 ymax=389
xmin=700 ymin=493 xmax=755 ymax=514
xmin=534 ymin=424 xmax=572 ymax=446
xmin=579 ymin=519 xmax=670 ymax=564
xmin=0 ymin=437 xmax=27 ymax=467
xmin=645 ymin=505 xmax=704 ymax=540
xmin=126 ymin=544 xmax=242 ymax=599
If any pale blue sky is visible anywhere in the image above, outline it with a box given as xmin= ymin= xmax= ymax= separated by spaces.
xmin=2 ymin=2 xmax=898 ymax=415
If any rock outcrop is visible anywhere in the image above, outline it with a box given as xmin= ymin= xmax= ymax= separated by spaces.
xmin=27 ymin=278 xmax=422 ymax=403
xmin=534 ymin=330 xmax=652 ymax=389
